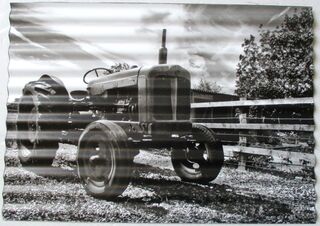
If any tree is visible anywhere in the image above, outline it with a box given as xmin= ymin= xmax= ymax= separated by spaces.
xmin=109 ymin=63 xmax=130 ymax=73
xmin=235 ymin=8 xmax=313 ymax=99
xmin=194 ymin=77 xmax=222 ymax=93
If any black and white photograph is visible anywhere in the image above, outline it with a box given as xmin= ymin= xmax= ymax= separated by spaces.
xmin=3 ymin=2 xmax=317 ymax=223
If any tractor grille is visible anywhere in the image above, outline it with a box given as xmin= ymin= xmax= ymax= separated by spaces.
xmin=152 ymin=76 xmax=190 ymax=120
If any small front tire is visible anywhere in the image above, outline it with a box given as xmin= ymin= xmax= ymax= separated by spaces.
xmin=77 ymin=120 xmax=132 ymax=199
xmin=171 ymin=124 xmax=224 ymax=183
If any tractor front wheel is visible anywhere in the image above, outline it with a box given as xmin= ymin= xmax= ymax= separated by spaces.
xmin=171 ymin=124 xmax=224 ymax=184
xmin=77 ymin=120 xmax=132 ymax=199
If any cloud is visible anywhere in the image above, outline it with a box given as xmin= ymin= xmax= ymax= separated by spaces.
xmin=135 ymin=27 xmax=155 ymax=34
xmin=188 ymin=49 xmax=215 ymax=61
xmin=141 ymin=11 xmax=171 ymax=24
xmin=188 ymin=54 xmax=206 ymax=69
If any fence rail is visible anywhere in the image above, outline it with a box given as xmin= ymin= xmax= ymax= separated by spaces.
xmin=197 ymin=122 xmax=314 ymax=132
xmin=223 ymin=145 xmax=315 ymax=166
xmin=191 ymin=97 xmax=313 ymax=108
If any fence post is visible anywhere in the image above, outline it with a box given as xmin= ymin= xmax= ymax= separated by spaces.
xmin=238 ymin=99 xmax=247 ymax=171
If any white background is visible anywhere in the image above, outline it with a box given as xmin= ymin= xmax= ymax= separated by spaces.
xmin=0 ymin=0 xmax=319 ymax=226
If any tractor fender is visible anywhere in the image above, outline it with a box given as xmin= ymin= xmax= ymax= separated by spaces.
xmin=21 ymin=74 xmax=70 ymax=111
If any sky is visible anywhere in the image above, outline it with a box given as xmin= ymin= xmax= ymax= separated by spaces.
xmin=8 ymin=3 xmax=307 ymax=102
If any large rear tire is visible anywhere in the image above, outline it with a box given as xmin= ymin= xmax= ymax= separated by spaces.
xmin=16 ymin=95 xmax=58 ymax=167
xmin=171 ymin=124 xmax=224 ymax=183
xmin=77 ymin=120 xmax=132 ymax=199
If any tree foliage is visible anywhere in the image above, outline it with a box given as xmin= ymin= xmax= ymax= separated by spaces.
xmin=194 ymin=77 xmax=222 ymax=93
xmin=109 ymin=63 xmax=131 ymax=73
xmin=235 ymin=8 xmax=313 ymax=99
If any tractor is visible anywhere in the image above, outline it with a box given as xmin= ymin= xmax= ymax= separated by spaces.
xmin=15 ymin=29 xmax=224 ymax=199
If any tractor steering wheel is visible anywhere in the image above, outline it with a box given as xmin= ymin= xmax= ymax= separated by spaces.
xmin=83 ymin=67 xmax=113 ymax=84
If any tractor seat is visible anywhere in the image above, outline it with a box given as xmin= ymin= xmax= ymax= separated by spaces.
xmin=69 ymin=90 xmax=88 ymax=101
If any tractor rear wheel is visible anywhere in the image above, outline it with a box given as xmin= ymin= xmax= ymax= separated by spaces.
xmin=77 ymin=120 xmax=132 ymax=199
xmin=171 ymin=124 xmax=224 ymax=183
xmin=17 ymin=94 xmax=59 ymax=167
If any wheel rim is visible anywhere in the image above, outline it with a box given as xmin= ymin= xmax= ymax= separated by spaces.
xmin=178 ymin=142 xmax=209 ymax=174
xmin=80 ymin=132 xmax=116 ymax=194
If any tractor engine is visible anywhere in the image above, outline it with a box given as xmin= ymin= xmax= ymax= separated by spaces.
xmin=112 ymin=96 xmax=138 ymax=121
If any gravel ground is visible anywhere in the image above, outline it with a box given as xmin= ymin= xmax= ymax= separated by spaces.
xmin=2 ymin=144 xmax=316 ymax=223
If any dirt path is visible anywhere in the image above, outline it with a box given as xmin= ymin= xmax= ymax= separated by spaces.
xmin=2 ymin=145 xmax=316 ymax=223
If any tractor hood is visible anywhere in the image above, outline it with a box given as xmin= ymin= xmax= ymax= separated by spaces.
xmin=87 ymin=67 xmax=140 ymax=96
xmin=87 ymin=64 xmax=190 ymax=96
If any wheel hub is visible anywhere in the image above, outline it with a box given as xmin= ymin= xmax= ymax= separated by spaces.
xmin=20 ymin=148 xmax=32 ymax=158
xmin=192 ymin=163 xmax=200 ymax=169
xmin=181 ymin=143 xmax=208 ymax=171
xmin=186 ymin=146 xmax=205 ymax=162
xmin=88 ymin=154 xmax=107 ymax=179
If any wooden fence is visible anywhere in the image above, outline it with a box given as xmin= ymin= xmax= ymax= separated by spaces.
xmin=191 ymin=97 xmax=315 ymax=172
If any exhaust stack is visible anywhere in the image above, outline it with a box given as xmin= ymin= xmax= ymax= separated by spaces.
xmin=158 ymin=29 xmax=167 ymax=64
